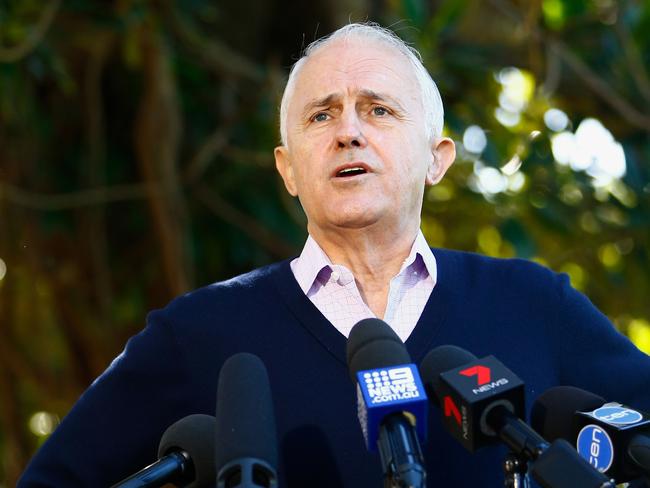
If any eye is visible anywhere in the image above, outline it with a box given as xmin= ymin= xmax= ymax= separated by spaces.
xmin=312 ymin=112 xmax=329 ymax=122
xmin=372 ymin=106 xmax=389 ymax=116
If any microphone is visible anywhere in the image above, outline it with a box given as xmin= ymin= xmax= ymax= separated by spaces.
xmin=346 ymin=318 xmax=427 ymax=488
xmin=419 ymin=345 xmax=533 ymax=455
xmin=420 ymin=345 xmax=615 ymax=488
xmin=111 ymin=414 xmax=216 ymax=488
xmin=531 ymin=385 xmax=650 ymax=484
xmin=215 ymin=352 xmax=278 ymax=488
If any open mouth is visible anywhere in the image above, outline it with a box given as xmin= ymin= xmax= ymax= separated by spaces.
xmin=336 ymin=167 xmax=367 ymax=177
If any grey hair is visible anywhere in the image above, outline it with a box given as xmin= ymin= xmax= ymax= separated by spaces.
xmin=279 ymin=22 xmax=445 ymax=147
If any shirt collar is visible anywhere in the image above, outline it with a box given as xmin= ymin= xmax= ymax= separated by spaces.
xmin=400 ymin=229 xmax=437 ymax=284
xmin=292 ymin=230 xmax=437 ymax=294
xmin=292 ymin=235 xmax=334 ymax=294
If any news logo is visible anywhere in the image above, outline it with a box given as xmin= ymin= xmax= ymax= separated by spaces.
xmin=443 ymin=359 xmax=514 ymax=399
xmin=356 ymin=364 xmax=427 ymax=451
xmin=576 ymin=425 xmax=614 ymax=472
xmin=459 ymin=365 xmax=491 ymax=386
xmin=437 ymin=356 xmax=524 ymax=452
xmin=443 ymin=396 xmax=462 ymax=426
xmin=574 ymin=402 xmax=650 ymax=480
xmin=591 ymin=406 xmax=643 ymax=426
xmin=362 ymin=366 xmax=421 ymax=404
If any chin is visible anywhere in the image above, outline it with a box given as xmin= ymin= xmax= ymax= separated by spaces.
xmin=330 ymin=210 xmax=382 ymax=230
xmin=314 ymin=199 xmax=390 ymax=230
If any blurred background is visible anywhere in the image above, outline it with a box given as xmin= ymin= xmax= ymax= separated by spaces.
xmin=1 ymin=0 xmax=649 ymax=484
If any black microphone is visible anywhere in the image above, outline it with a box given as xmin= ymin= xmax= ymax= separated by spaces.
xmin=214 ymin=352 xmax=278 ymax=488
xmin=111 ymin=414 xmax=216 ymax=488
xmin=420 ymin=345 xmax=534 ymax=455
xmin=531 ymin=385 xmax=650 ymax=484
xmin=346 ymin=318 xmax=427 ymax=488
xmin=420 ymin=346 xmax=615 ymax=488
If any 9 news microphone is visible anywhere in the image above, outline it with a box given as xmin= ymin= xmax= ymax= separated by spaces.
xmin=346 ymin=318 xmax=427 ymax=488
xmin=215 ymin=352 xmax=278 ymax=488
xmin=420 ymin=345 xmax=615 ymax=488
xmin=111 ymin=414 xmax=216 ymax=488
xmin=531 ymin=385 xmax=650 ymax=485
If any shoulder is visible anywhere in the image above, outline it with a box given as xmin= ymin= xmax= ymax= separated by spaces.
xmin=165 ymin=258 xmax=292 ymax=309
xmin=152 ymin=259 xmax=293 ymax=323
xmin=432 ymin=247 xmax=565 ymax=295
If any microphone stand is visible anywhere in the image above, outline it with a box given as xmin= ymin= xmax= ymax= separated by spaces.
xmin=377 ymin=413 xmax=426 ymax=488
xmin=111 ymin=451 xmax=191 ymax=488
xmin=503 ymin=451 xmax=530 ymax=488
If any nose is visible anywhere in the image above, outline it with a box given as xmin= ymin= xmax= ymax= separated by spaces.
xmin=335 ymin=110 xmax=368 ymax=149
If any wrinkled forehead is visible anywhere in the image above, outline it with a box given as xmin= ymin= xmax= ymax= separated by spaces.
xmin=288 ymin=37 xmax=423 ymax=115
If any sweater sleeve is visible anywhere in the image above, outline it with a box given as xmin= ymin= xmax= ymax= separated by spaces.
xmin=17 ymin=309 xmax=194 ymax=487
xmin=554 ymin=272 xmax=650 ymax=410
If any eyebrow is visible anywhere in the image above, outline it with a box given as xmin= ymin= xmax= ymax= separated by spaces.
xmin=302 ymin=94 xmax=340 ymax=118
xmin=358 ymin=89 xmax=404 ymax=111
xmin=301 ymin=89 xmax=405 ymax=119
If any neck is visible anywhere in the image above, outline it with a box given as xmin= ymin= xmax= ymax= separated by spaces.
xmin=308 ymin=221 xmax=420 ymax=318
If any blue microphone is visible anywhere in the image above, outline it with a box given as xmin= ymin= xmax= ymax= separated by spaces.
xmin=346 ymin=318 xmax=427 ymax=488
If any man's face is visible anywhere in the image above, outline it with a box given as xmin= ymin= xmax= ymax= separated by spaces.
xmin=275 ymin=38 xmax=453 ymax=237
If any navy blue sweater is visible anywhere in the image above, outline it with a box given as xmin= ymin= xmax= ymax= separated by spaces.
xmin=19 ymin=249 xmax=650 ymax=487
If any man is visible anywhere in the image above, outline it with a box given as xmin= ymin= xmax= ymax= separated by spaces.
xmin=19 ymin=23 xmax=650 ymax=487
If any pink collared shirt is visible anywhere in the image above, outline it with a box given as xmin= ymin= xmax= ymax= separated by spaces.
xmin=290 ymin=231 xmax=437 ymax=342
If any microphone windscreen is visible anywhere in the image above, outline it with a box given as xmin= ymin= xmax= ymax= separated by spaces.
xmin=157 ymin=414 xmax=216 ymax=487
xmin=530 ymin=386 xmax=605 ymax=442
xmin=346 ymin=318 xmax=410 ymax=381
xmin=419 ymin=345 xmax=477 ymax=405
xmin=628 ymin=435 xmax=650 ymax=469
xmin=214 ymin=352 xmax=278 ymax=470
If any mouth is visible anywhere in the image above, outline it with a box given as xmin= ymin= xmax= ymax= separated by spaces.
xmin=333 ymin=163 xmax=370 ymax=178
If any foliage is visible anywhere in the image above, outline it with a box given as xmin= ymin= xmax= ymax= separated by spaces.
xmin=0 ymin=0 xmax=649 ymax=484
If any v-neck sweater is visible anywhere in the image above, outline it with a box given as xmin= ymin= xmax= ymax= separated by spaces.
xmin=19 ymin=248 xmax=650 ymax=487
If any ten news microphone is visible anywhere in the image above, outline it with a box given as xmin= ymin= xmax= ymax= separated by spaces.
xmin=214 ymin=352 xmax=278 ymax=488
xmin=346 ymin=318 xmax=427 ymax=488
xmin=531 ymin=385 xmax=650 ymax=484
xmin=111 ymin=414 xmax=216 ymax=488
xmin=420 ymin=345 xmax=615 ymax=488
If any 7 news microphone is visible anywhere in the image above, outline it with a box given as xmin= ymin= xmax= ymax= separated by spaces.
xmin=419 ymin=345 xmax=615 ymax=488
xmin=215 ymin=352 xmax=278 ymax=488
xmin=531 ymin=385 xmax=650 ymax=485
xmin=346 ymin=318 xmax=428 ymax=488
xmin=111 ymin=414 xmax=216 ymax=488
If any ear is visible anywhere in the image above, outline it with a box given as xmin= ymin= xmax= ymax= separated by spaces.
xmin=426 ymin=137 xmax=456 ymax=185
xmin=274 ymin=145 xmax=298 ymax=196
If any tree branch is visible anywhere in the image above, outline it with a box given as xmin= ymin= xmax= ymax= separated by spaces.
xmin=0 ymin=0 xmax=61 ymax=63
xmin=134 ymin=25 xmax=194 ymax=295
xmin=81 ymin=32 xmax=115 ymax=329
xmin=614 ymin=16 xmax=650 ymax=105
xmin=0 ymin=353 xmax=28 ymax=487
xmin=488 ymin=0 xmax=650 ymax=132
xmin=541 ymin=40 xmax=562 ymax=96
xmin=184 ymin=126 xmax=230 ymax=185
xmin=0 ymin=182 xmax=156 ymax=210
xmin=194 ymin=183 xmax=297 ymax=259
xmin=160 ymin=0 xmax=265 ymax=82
xmin=222 ymin=145 xmax=275 ymax=168
xmin=547 ymin=38 xmax=650 ymax=130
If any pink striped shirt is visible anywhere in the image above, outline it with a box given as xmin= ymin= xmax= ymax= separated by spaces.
xmin=290 ymin=231 xmax=437 ymax=342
